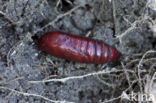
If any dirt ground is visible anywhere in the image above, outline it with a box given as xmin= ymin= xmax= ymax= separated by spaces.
xmin=0 ymin=0 xmax=156 ymax=103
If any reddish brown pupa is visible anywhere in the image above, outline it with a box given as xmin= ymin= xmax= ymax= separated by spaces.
xmin=38 ymin=31 xmax=120 ymax=64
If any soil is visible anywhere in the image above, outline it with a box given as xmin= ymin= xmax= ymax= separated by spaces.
xmin=0 ymin=0 xmax=156 ymax=103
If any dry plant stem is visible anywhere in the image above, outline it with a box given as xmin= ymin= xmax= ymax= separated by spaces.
xmin=125 ymin=59 xmax=140 ymax=68
xmin=126 ymin=58 xmax=156 ymax=70
xmin=0 ymin=11 xmax=17 ymax=25
xmin=116 ymin=15 xmax=150 ymax=44
xmin=137 ymin=50 xmax=156 ymax=95
xmin=0 ymin=86 xmax=74 ymax=103
xmin=65 ymin=0 xmax=73 ymax=5
xmin=148 ymin=71 xmax=156 ymax=102
xmin=96 ymin=75 xmax=115 ymax=88
xmin=121 ymin=62 xmax=131 ymax=86
xmin=7 ymin=32 xmax=32 ymax=67
xmin=131 ymin=53 xmax=143 ymax=57
xmin=43 ymin=75 xmax=58 ymax=80
xmin=86 ymin=30 xmax=92 ymax=37
xmin=33 ymin=4 xmax=85 ymax=35
xmin=138 ymin=50 xmax=156 ymax=69
xmin=100 ymin=95 xmax=122 ymax=103
xmin=7 ymin=40 xmax=24 ymax=67
xmin=112 ymin=0 xmax=119 ymax=37
xmin=54 ymin=0 xmax=74 ymax=13
xmin=46 ymin=57 xmax=57 ymax=67
xmin=14 ymin=0 xmax=29 ymax=18
xmin=54 ymin=0 xmax=62 ymax=13
xmin=96 ymin=0 xmax=105 ymax=23
xmin=7 ymin=76 xmax=24 ymax=84
xmin=124 ymin=79 xmax=141 ymax=92
xmin=143 ymin=58 xmax=156 ymax=63
xmin=29 ymin=69 xmax=135 ymax=84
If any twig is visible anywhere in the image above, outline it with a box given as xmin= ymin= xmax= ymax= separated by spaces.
xmin=100 ymin=95 xmax=122 ymax=103
xmin=138 ymin=50 xmax=156 ymax=69
xmin=0 ymin=86 xmax=74 ymax=103
xmin=137 ymin=50 xmax=156 ymax=95
xmin=0 ymin=11 xmax=17 ymax=25
xmin=29 ymin=68 xmax=135 ymax=84
xmin=7 ymin=40 xmax=24 ymax=67
xmin=7 ymin=32 xmax=32 ymax=67
xmin=116 ymin=15 xmax=149 ymax=44
xmin=112 ymin=0 xmax=119 ymax=37
xmin=121 ymin=62 xmax=131 ymax=86
xmin=33 ymin=4 xmax=85 ymax=35
xmin=54 ymin=0 xmax=62 ymax=13
xmin=96 ymin=75 xmax=115 ymax=88
xmin=148 ymin=71 xmax=156 ymax=103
